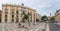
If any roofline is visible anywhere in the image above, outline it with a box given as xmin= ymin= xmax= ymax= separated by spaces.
xmin=2 ymin=4 xmax=36 ymax=12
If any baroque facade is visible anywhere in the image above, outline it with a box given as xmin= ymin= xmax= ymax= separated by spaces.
xmin=1 ymin=4 xmax=36 ymax=23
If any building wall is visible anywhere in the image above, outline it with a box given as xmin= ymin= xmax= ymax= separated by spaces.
xmin=36 ymin=13 xmax=41 ymax=21
xmin=2 ymin=4 xmax=36 ymax=23
xmin=54 ymin=10 xmax=60 ymax=23
xmin=54 ymin=14 xmax=60 ymax=22
xmin=0 ymin=10 xmax=2 ymax=22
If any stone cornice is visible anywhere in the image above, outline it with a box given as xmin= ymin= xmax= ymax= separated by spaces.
xmin=2 ymin=4 xmax=36 ymax=12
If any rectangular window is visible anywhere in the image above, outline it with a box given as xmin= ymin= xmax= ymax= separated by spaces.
xmin=17 ymin=15 xmax=18 ymax=17
xmin=12 ymin=19 xmax=14 ymax=22
xmin=5 ymin=9 xmax=8 ymax=14
xmin=28 ymin=12 xmax=31 ymax=16
xmin=12 ymin=11 xmax=14 ymax=14
xmin=5 ymin=15 xmax=7 ymax=18
xmin=16 ymin=10 xmax=19 ymax=14
xmin=11 ymin=10 xmax=14 ymax=14
xmin=12 ymin=15 xmax=14 ymax=18
xmin=5 ymin=19 xmax=7 ymax=22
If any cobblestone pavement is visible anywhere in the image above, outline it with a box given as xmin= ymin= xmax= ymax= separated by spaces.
xmin=0 ymin=22 xmax=46 ymax=31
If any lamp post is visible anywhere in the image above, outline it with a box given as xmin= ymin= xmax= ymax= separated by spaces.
xmin=21 ymin=3 xmax=25 ymax=22
xmin=18 ymin=3 xmax=25 ymax=28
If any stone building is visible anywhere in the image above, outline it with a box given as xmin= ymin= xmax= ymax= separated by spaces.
xmin=1 ymin=4 xmax=36 ymax=23
xmin=54 ymin=9 xmax=60 ymax=22
xmin=36 ymin=13 xmax=42 ymax=22
xmin=0 ymin=10 xmax=2 ymax=22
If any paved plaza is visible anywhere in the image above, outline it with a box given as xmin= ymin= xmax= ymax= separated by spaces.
xmin=0 ymin=22 xmax=60 ymax=31
xmin=0 ymin=22 xmax=46 ymax=31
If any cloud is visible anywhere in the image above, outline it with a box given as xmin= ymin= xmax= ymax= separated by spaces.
xmin=0 ymin=0 xmax=60 ymax=16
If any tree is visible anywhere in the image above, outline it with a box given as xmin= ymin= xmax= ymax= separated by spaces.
xmin=23 ymin=13 xmax=29 ymax=22
xmin=41 ymin=15 xmax=48 ymax=31
xmin=41 ymin=15 xmax=48 ymax=22
xmin=50 ymin=17 xmax=55 ymax=23
xmin=23 ymin=13 xmax=31 ymax=26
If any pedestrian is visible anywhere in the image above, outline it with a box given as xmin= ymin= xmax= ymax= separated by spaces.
xmin=19 ymin=23 xmax=21 ymax=28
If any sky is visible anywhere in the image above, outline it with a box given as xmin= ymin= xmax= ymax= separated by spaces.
xmin=0 ymin=0 xmax=60 ymax=16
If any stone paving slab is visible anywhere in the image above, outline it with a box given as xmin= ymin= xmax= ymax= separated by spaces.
xmin=0 ymin=22 xmax=46 ymax=31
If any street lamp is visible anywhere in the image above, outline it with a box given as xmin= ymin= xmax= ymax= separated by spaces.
xmin=18 ymin=3 xmax=25 ymax=28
